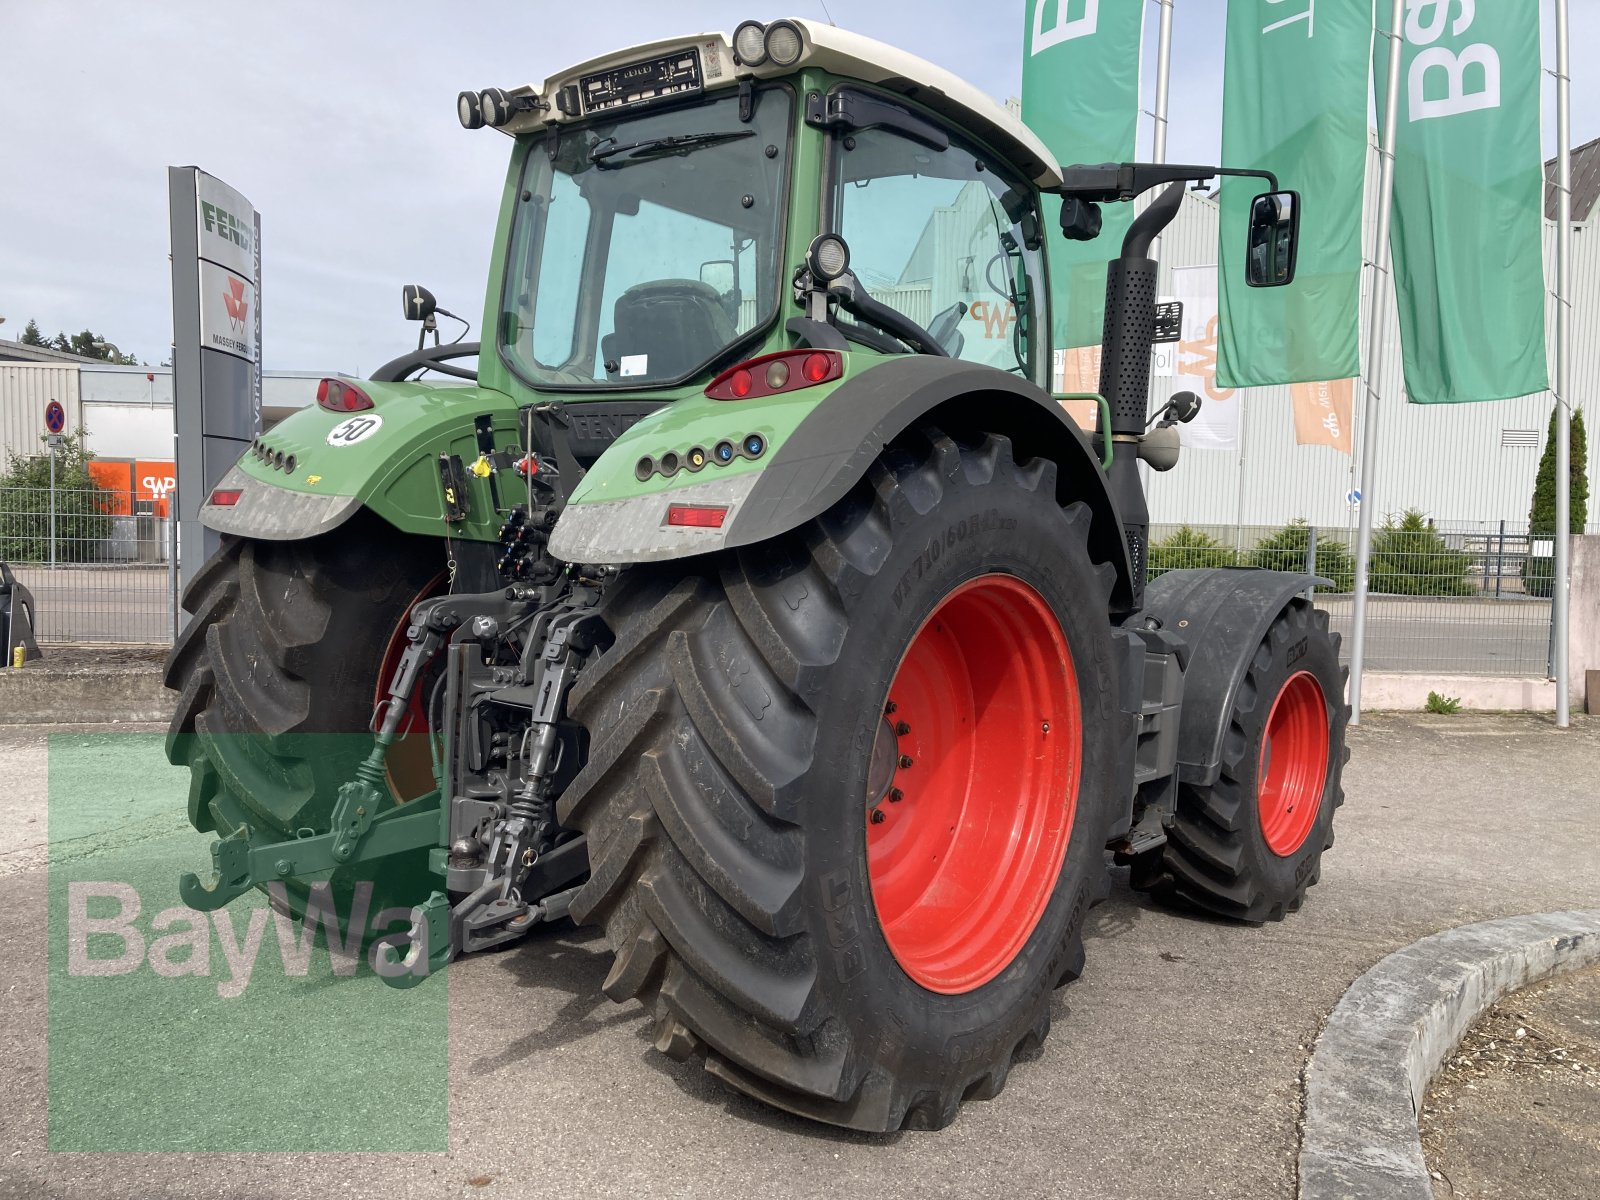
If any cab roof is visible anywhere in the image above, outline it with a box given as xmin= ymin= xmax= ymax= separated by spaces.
xmin=492 ymin=18 xmax=1064 ymax=189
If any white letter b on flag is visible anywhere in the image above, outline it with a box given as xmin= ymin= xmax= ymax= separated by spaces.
xmin=1409 ymin=43 xmax=1500 ymax=121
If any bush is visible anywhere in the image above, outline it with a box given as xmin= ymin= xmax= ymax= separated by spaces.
xmin=1148 ymin=526 xmax=1238 ymax=578
xmin=0 ymin=431 xmax=116 ymax=564
xmin=1367 ymin=509 xmax=1476 ymax=597
xmin=1249 ymin=519 xmax=1356 ymax=591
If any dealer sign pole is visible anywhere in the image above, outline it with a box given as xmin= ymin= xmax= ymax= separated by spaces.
xmin=168 ymin=167 xmax=263 ymax=606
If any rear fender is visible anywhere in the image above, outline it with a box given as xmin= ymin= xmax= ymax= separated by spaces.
xmin=1142 ymin=568 xmax=1333 ymax=787
xmin=549 ymin=357 xmax=1135 ymax=610
xmin=199 ymin=381 xmax=523 ymax=541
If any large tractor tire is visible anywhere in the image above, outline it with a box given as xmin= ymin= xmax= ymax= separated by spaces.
xmin=1138 ymin=599 xmax=1348 ymax=921
xmin=164 ymin=512 xmax=446 ymax=915
xmin=557 ymin=425 xmax=1123 ymax=1131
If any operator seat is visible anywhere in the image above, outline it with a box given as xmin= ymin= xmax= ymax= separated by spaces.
xmin=602 ymin=279 xmax=737 ymax=381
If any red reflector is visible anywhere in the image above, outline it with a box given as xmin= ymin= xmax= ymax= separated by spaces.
xmin=666 ymin=505 xmax=728 ymax=529
xmin=706 ymin=350 xmax=842 ymax=400
xmin=317 ymin=378 xmax=374 ymax=412
xmin=209 ymin=488 xmax=243 ymax=506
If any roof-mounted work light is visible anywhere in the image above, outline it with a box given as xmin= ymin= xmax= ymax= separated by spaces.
xmin=733 ymin=20 xmax=768 ymax=66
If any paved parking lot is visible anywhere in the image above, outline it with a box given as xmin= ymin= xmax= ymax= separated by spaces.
xmin=2 ymin=712 xmax=1596 ymax=1199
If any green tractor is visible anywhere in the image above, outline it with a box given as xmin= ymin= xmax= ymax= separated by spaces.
xmin=169 ymin=18 xmax=1347 ymax=1132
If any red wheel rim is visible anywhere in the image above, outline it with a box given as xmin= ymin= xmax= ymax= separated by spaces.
xmin=374 ymin=572 xmax=448 ymax=802
xmin=865 ymin=574 xmax=1081 ymax=995
xmin=1256 ymin=670 xmax=1330 ymax=857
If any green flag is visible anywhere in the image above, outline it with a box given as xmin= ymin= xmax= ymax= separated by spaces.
xmin=1216 ymin=0 xmax=1369 ymax=388
xmin=1376 ymin=3 xmax=1547 ymax=404
xmin=1021 ymin=0 xmax=1145 ymax=351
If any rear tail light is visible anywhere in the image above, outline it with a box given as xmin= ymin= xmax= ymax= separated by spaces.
xmin=317 ymin=378 xmax=374 ymax=412
xmin=706 ymin=350 xmax=842 ymax=400
xmin=208 ymin=488 xmax=243 ymax=507
xmin=666 ymin=505 xmax=729 ymax=529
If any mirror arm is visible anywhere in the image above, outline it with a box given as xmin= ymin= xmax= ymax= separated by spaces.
xmin=1053 ymin=162 xmax=1280 ymax=203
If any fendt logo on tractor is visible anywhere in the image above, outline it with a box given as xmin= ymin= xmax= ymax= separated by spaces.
xmin=174 ymin=16 xmax=1347 ymax=1132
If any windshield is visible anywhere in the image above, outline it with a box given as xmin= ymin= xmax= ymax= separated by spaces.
xmin=500 ymin=85 xmax=792 ymax=389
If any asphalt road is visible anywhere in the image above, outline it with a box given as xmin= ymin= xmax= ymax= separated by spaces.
xmin=2 ymin=713 xmax=1597 ymax=1199
xmin=10 ymin=565 xmax=172 ymax=645
xmin=7 ymin=565 xmax=1555 ymax=674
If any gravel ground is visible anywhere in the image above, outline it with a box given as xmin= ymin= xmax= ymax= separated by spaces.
xmin=1421 ymin=964 xmax=1600 ymax=1200
xmin=1 ymin=712 xmax=1597 ymax=1200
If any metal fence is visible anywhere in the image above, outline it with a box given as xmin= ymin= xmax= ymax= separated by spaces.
xmin=1149 ymin=520 xmax=1554 ymax=676
xmin=0 ymin=485 xmax=176 ymax=644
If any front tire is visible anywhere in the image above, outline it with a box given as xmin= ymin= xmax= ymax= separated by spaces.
xmin=1140 ymin=599 xmax=1348 ymax=921
xmin=557 ymin=426 xmax=1122 ymax=1131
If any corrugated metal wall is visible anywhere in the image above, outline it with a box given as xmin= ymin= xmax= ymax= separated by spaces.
xmin=1143 ymin=145 xmax=1600 ymax=534
xmin=0 ymin=364 xmax=82 ymax=460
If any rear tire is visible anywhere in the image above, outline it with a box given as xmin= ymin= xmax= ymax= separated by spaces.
xmin=557 ymin=426 xmax=1122 ymax=1131
xmin=164 ymin=513 xmax=446 ymax=913
xmin=1138 ymin=599 xmax=1348 ymax=921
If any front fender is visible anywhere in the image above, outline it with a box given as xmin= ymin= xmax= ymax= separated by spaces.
xmin=200 ymin=380 xmax=522 ymax=541
xmin=1142 ymin=567 xmax=1334 ymax=787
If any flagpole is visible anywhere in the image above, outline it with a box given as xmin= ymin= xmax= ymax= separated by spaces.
xmin=1347 ymin=0 xmax=1406 ymax=725
xmin=1150 ymin=0 xmax=1173 ymax=164
xmin=1553 ymin=0 xmax=1572 ymax=728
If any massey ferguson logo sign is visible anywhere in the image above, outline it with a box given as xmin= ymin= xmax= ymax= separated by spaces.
xmin=223 ymin=276 xmax=249 ymax=333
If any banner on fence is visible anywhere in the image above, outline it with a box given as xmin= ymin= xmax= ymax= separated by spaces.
xmin=1172 ymin=266 xmax=1239 ymax=450
xmin=1291 ymin=379 xmax=1355 ymax=454
xmin=1375 ymin=3 xmax=1548 ymax=404
xmin=1021 ymin=0 xmax=1145 ymax=351
xmin=1216 ymin=0 xmax=1369 ymax=388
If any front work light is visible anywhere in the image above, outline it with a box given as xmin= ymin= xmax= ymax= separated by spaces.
xmin=764 ymin=20 xmax=804 ymax=66
xmin=457 ymin=91 xmax=484 ymax=130
xmin=733 ymin=20 xmax=767 ymax=66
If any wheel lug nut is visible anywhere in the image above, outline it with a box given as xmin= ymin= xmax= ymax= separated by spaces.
xmin=889 ymin=788 xmax=903 ymax=803
xmin=894 ymin=721 xmax=910 ymax=736
xmin=899 ymin=755 xmax=914 ymax=769
xmin=870 ymin=809 xmax=886 ymax=824
xmin=884 ymin=700 xmax=897 ymax=714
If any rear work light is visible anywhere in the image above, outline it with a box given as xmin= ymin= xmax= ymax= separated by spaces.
xmin=705 ymin=350 xmax=842 ymax=401
xmin=666 ymin=505 xmax=728 ymax=529
xmin=208 ymin=488 xmax=243 ymax=507
xmin=317 ymin=378 xmax=374 ymax=412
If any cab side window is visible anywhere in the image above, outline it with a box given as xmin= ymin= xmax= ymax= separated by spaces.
xmin=831 ymin=113 xmax=1045 ymax=379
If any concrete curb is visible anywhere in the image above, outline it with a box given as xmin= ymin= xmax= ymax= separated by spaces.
xmin=0 ymin=665 xmax=173 ymax=725
xmin=1298 ymin=910 xmax=1600 ymax=1199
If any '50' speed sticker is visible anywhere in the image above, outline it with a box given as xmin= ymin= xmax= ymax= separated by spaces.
xmin=326 ymin=415 xmax=383 ymax=446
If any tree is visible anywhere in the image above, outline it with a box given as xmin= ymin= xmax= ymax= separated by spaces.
xmin=1148 ymin=525 xmax=1238 ymax=578
xmin=25 ymin=322 xmax=139 ymax=363
xmin=1250 ymin=519 xmax=1356 ymax=592
xmin=1522 ymin=407 xmax=1589 ymax=598
xmin=0 ymin=431 xmax=116 ymax=563
xmin=1368 ymin=509 xmax=1476 ymax=597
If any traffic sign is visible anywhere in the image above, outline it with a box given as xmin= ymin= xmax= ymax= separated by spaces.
xmin=44 ymin=400 xmax=65 ymax=435
xmin=46 ymin=434 xmax=66 ymax=451
xmin=1345 ymin=489 xmax=1362 ymax=509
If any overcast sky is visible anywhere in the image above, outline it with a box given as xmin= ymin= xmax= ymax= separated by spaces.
xmin=2 ymin=1 xmax=1595 ymax=374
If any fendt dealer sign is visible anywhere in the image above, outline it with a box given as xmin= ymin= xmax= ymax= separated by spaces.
xmin=169 ymin=167 xmax=263 ymax=595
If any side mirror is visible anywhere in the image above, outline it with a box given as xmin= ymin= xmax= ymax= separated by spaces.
xmin=402 ymin=284 xmax=437 ymax=321
xmin=1245 ymin=190 xmax=1299 ymax=287
xmin=699 ymin=260 xmax=736 ymax=295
